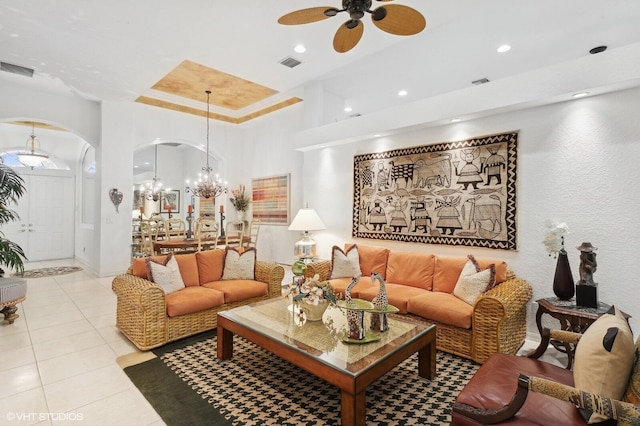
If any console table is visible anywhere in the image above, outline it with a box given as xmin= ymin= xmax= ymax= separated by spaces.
xmin=535 ymin=297 xmax=631 ymax=369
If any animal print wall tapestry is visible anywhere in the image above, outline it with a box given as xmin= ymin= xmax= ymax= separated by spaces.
xmin=353 ymin=131 xmax=518 ymax=250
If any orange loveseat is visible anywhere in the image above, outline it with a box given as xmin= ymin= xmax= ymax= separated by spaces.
xmin=112 ymin=249 xmax=284 ymax=350
xmin=305 ymin=244 xmax=532 ymax=364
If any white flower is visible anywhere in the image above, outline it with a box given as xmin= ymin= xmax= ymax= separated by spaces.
xmin=543 ymin=220 xmax=569 ymax=257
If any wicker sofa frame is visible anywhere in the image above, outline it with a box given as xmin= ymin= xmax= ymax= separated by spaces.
xmin=112 ymin=261 xmax=284 ymax=350
xmin=305 ymin=260 xmax=532 ymax=364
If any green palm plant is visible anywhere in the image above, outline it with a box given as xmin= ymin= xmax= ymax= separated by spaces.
xmin=0 ymin=163 xmax=27 ymax=275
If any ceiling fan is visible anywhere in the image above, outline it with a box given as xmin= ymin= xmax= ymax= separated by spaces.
xmin=278 ymin=0 xmax=426 ymax=53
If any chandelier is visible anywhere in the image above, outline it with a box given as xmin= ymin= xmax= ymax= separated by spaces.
xmin=185 ymin=90 xmax=227 ymax=199
xmin=18 ymin=124 xmax=49 ymax=169
xmin=143 ymin=144 xmax=167 ymax=202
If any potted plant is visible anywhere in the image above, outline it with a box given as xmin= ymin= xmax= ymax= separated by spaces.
xmin=230 ymin=185 xmax=251 ymax=220
xmin=0 ymin=163 xmax=28 ymax=276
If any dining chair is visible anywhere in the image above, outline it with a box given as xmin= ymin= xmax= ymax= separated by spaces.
xmin=195 ymin=219 xmax=219 ymax=251
xmin=225 ymin=220 xmax=245 ymax=248
xmin=165 ymin=218 xmax=186 ymax=239
xmin=243 ymin=219 xmax=260 ymax=248
xmin=138 ymin=220 xmax=156 ymax=256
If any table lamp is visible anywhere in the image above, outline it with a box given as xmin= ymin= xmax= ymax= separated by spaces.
xmin=288 ymin=207 xmax=326 ymax=262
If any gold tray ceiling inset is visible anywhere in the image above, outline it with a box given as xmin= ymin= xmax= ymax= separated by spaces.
xmin=151 ymin=60 xmax=278 ymax=111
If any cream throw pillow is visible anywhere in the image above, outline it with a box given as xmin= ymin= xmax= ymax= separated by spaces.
xmin=453 ymin=255 xmax=496 ymax=306
xmin=222 ymin=247 xmax=256 ymax=280
xmin=329 ymin=245 xmax=362 ymax=279
xmin=574 ymin=306 xmax=635 ymax=423
xmin=146 ymin=253 xmax=185 ymax=294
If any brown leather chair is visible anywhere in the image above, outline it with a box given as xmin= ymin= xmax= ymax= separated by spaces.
xmin=451 ymin=328 xmax=640 ymax=425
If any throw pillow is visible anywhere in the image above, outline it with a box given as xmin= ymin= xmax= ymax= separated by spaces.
xmin=329 ymin=245 xmax=362 ymax=279
xmin=452 ymin=255 xmax=496 ymax=306
xmin=574 ymin=306 xmax=635 ymax=424
xmin=623 ymin=339 xmax=640 ymax=406
xmin=145 ymin=253 xmax=185 ymax=294
xmin=222 ymin=247 xmax=256 ymax=280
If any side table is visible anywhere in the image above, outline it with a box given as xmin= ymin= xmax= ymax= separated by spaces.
xmin=535 ymin=297 xmax=631 ymax=369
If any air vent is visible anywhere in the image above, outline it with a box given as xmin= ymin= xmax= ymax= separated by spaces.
xmin=472 ymin=77 xmax=490 ymax=85
xmin=1 ymin=61 xmax=34 ymax=78
xmin=279 ymin=56 xmax=302 ymax=68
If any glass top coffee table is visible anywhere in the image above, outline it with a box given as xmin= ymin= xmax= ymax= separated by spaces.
xmin=217 ymin=297 xmax=436 ymax=426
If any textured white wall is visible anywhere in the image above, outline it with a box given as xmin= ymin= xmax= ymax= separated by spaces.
xmin=301 ymin=87 xmax=640 ymax=334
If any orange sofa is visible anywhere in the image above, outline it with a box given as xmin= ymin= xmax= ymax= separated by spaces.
xmin=112 ymin=249 xmax=284 ymax=350
xmin=305 ymin=244 xmax=532 ymax=364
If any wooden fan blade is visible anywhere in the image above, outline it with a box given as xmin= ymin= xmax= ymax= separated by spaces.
xmin=333 ymin=20 xmax=364 ymax=53
xmin=278 ymin=7 xmax=336 ymax=25
xmin=372 ymin=4 xmax=426 ymax=36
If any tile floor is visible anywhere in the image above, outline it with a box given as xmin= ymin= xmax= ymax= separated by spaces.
xmin=0 ymin=259 xmax=162 ymax=426
xmin=0 ymin=259 xmax=565 ymax=425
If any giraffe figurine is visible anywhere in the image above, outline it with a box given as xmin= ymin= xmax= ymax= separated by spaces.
xmin=344 ymin=274 xmax=366 ymax=340
xmin=370 ymin=272 xmax=390 ymax=332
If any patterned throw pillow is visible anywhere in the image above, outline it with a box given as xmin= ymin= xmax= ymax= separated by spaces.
xmin=623 ymin=338 xmax=640 ymax=406
xmin=574 ymin=306 xmax=635 ymax=423
xmin=329 ymin=245 xmax=362 ymax=279
xmin=145 ymin=253 xmax=185 ymax=294
xmin=452 ymin=255 xmax=496 ymax=306
xmin=222 ymin=247 xmax=256 ymax=280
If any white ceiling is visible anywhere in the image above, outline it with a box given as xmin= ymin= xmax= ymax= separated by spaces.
xmin=2 ymin=0 xmax=640 ymax=122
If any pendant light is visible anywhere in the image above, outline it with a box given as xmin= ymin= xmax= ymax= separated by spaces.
xmin=185 ymin=90 xmax=228 ymax=199
xmin=17 ymin=124 xmax=49 ymax=169
xmin=143 ymin=144 xmax=166 ymax=202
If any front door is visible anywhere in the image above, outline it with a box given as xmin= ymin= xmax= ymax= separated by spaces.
xmin=3 ymin=173 xmax=75 ymax=261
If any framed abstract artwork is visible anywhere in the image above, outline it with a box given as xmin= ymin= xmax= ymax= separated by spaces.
xmin=353 ymin=131 xmax=518 ymax=250
xmin=161 ymin=190 xmax=180 ymax=213
xmin=251 ymin=174 xmax=290 ymax=225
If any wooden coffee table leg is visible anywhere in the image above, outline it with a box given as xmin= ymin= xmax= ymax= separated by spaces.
xmin=217 ymin=325 xmax=234 ymax=360
xmin=418 ymin=339 xmax=436 ymax=380
xmin=341 ymin=390 xmax=366 ymax=426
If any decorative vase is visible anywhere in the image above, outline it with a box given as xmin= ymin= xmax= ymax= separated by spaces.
xmin=553 ymin=251 xmax=574 ymax=300
xmin=299 ymin=300 xmax=329 ymax=321
xmin=236 ymin=210 xmax=245 ymax=221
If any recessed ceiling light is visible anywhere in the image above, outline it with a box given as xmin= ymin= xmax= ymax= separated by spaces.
xmin=398 ymin=90 xmax=408 ymax=96
xmin=344 ymin=106 xmax=353 ymax=112
xmin=294 ymin=44 xmax=306 ymax=53
xmin=572 ymin=92 xmax=589 ymax=98
xmin=144 ymin=162 xmax=150 ymax=165
xmin=497 ymin=44 xmax=511 ymax=53
xmin=373 ymin=134 xmax=381 ymax=137
xmin=450 ymin=118 xmax=462 ymax=123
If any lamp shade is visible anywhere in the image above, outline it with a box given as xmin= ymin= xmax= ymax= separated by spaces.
xmin=288 ymin=208 xmax=326 ymax=231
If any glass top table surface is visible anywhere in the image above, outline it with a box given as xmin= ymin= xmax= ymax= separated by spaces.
xmin=218 ymin=297 xmax=434 ymax=375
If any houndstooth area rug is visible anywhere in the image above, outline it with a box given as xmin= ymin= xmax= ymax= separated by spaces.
xmin=16 ymin=266 xmax=83 ymax=278
xmin=120 ymin=330 xmax=479 ymax=425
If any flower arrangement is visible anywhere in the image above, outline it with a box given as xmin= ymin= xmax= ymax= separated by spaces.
xmin=543 ymin=220 xmax=569 ymax=258
xmin=286 ymin=274 xmax=337 ymax=306
xmin=230 ymin=185 xmax=251 ymax=212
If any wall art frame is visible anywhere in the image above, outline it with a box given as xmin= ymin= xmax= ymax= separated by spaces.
xmin=251 ymin=173 xmax=290 ymax=225
xmin=161 ymin=189 xmax=180 ymax=213
xmin=353 ymin=131 xmax=518 ymax=250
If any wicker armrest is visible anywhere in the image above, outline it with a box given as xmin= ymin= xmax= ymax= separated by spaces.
xmin=112 ymin=273 xmax=165 ymax=308
xmin=453 ymin=374 xmax=640 ymax=425
xmin=255 ymin=261 xmax=285 ymax=298
xmin=471 ymin=275 xmax=533 ymax=362
xmin=527 ymin=375 xmax=640 ymax=424
xmin=303 ymin=260 xmax=332 ymax=281
xmin=453 ymin=374 xmax=640 ymax=424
